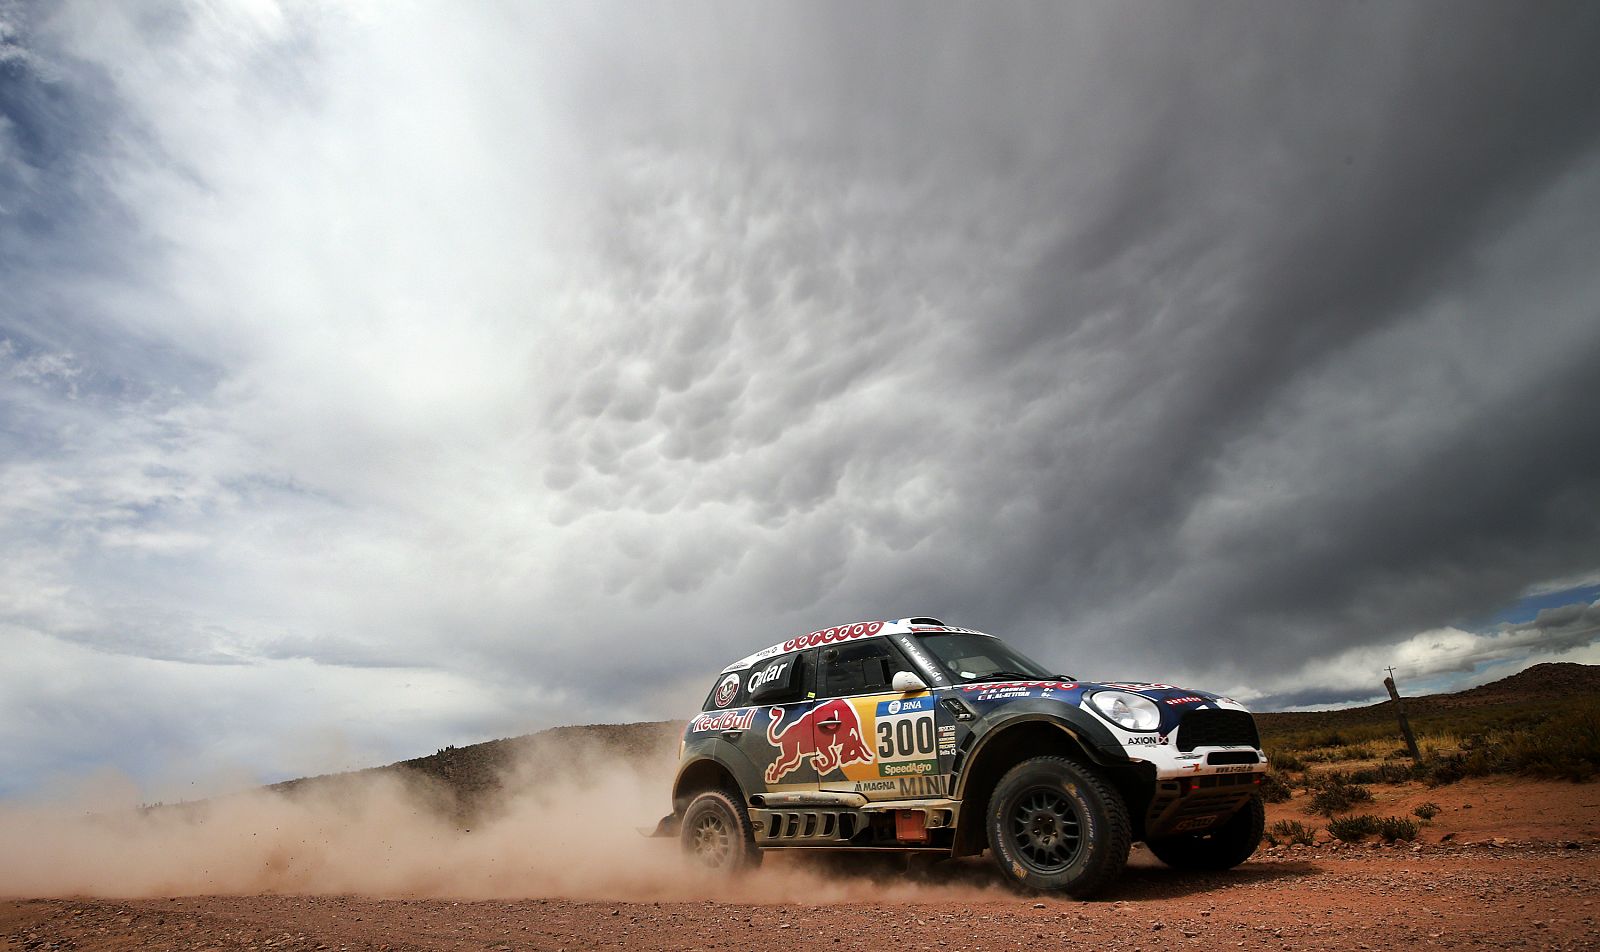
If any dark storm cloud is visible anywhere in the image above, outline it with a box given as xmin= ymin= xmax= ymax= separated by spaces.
xmin=530 ymin=2 xmax=1600 ymax=692
xmin=960 ymin=5 xmax=1600 ymax=666
xmin=5 ymin=1 xmax=1600 ymax=791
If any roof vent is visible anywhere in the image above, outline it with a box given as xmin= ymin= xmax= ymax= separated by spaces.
xmin=906 ymin=616 xmax=946 ymax=626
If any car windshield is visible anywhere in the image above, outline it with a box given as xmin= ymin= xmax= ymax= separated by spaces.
xmin=914 ymin=632 xmax=1059 ymax=683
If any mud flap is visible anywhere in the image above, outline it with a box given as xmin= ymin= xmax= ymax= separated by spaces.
xmin=638 ymin=813 xmax=680 ymax=838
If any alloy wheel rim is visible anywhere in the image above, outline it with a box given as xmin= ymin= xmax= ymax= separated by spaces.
xmin=692 ymin=812 xmax=733 ymax=867
xmin=1009 ymin=787 xmax=1083 ymax=872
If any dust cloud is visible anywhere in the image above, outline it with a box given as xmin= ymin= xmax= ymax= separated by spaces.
xmin=0 ymin=737 xmax=999 ymax=903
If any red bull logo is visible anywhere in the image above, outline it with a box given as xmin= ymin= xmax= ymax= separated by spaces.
xmin=764 ymin=699 xmax=875 ymax=783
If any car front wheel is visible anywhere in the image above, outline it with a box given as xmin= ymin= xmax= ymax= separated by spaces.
xmin=985 ymin=756 xmax=1131 ymax=897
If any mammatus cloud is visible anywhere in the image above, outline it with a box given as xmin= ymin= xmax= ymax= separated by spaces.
xmin=1 ymin=1 xmax=1599 ymax=796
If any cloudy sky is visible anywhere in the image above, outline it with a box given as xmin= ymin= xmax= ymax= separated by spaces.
xmin=3 ymin=0 xmax=1599 ymax=799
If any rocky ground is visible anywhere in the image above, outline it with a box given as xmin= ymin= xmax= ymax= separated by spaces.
xmin=4 ymin=843 xmax=1596 ymax=951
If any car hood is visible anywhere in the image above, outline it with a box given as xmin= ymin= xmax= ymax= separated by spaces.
xmin=953 ymin=679 xmax=1248 ymax=735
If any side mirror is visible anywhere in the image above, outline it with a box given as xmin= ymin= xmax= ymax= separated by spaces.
xmin=892 ymin=671 xmax=928 ymax=694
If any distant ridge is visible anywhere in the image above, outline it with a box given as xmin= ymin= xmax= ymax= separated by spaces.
xmin=269 ymin=721 xmax=684 ymax=820
xmin=1424 ymin=662 xmax=1600 ymax=708
xmin=1253 ymin=662 xmax=1600 ymax=737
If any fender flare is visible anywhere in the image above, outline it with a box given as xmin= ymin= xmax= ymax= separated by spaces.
xmin=952 ymin=704 xmax=1128 ymax=800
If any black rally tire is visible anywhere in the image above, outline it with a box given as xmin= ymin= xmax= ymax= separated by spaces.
xmin=680 ymin=789 xmax=763 ymax=873
xmin=986 ymin=755 xmax=1131 ymax=897
xmin=1146 ymin=794 xmax=1265 ymax=871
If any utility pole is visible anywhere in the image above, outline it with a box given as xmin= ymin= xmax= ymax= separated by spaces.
xmin=1384 ymin=666 xmax=1422 ymax=763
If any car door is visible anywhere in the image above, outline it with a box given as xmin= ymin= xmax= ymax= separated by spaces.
xmin=720 ymin=648 xmax=822 ymax=793
xmin=813 ymin=638 xmax=954 ymax=801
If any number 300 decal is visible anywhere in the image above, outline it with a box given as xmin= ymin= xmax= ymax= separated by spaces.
xmin=876 ymin=717 xmax=936 ymax=758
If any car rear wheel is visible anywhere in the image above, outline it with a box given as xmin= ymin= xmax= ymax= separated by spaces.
xmin=1146 ymin=794 xmax=1265 ymax=871
xmin=680 ymin=789 xmax=762 ymax=873
xmin=985 ymin=756 xmax=1130 ymax=897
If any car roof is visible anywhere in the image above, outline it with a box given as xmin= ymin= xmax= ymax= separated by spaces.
xmin=718 ymin=617 xmax=990 ymax=673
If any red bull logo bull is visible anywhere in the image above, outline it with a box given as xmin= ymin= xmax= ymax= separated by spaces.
xmin=764 ymin=699 xmax=875 ymax=783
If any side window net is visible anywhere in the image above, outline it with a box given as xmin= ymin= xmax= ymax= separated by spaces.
xmin=819 ymin=640 xmax=911 ymax=698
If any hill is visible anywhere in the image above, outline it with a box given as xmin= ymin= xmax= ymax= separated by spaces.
xmin=268 ymin=720 xmax=685 ymax=820
xmin=1254 ymin=662 xmax=1600 ymax=745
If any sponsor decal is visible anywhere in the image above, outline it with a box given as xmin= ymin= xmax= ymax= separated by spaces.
xmin=892 ymin=636 xmax=948 ymax=686
xmin=937 ymin=724 xmax=957 ymax=756
xmin=1164 ymin=696 xmax=1205 ymax=705
xmin=782 ymin=621 xmax=885 ymax=652
xmin=1125 ymin=734 xmax=1170 ymax=746
xmin=855 ymin=780 xmax=897 ymax=792
xmin=690 ymin=709 xmax=756 ymax=733
xmin=881 ymin=759 xmax=937 ymax=777
xmin=1099 ymin=681 xmax=1178 ymax=691
xmin=1173 ymin=815 xmax=1218 ymax=832
xmin=882 ymin=697 xmax=931 ymax=717
xmin=897 ymin=775 xmax=945 ymax=797
xmin=713 ymin=673 xmax=740 ymax=708
xmin=765 ymin=700 xmax=875 ymax=783
xmin=747 ymin=660 xmax=789 ymax=693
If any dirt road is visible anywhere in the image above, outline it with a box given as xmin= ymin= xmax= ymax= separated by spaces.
xmin=4 ymin=845 xmax=1595 ymax=951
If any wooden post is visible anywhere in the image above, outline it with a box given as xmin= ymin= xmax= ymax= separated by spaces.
xmin=1384 ymin=668 xmax=1422 ymax=763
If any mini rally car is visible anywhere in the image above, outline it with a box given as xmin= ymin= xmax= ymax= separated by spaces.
xmin=656 ymin=618 xmax=1268 ymax=897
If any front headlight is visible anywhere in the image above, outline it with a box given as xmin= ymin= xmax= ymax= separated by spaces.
xmin=1091 ymin=690 xmax=1161 ymax=731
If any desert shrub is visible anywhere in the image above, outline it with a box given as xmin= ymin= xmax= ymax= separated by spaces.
xmin=1378 ymin=761 xmax=1418 ymax=783
xmin=1412 ymin=801 xmax=1441 ymax=820
xmin=1348 ymin=761 xmax=1420 ymax=785
xmin=1269 ymin=750 xmax=1308 ymax=773
xmin=1300 ymin=744 xmax=1376 ymax=764
xmin=1421 ymin=753 xmax=1468 ymax=786
xmin=1498 ymin=701 xmax=1600 ymax=782
xmin=1259 ymin=770 xmax=1293 ymax=803
xmin=1306 ymin=775 xmax=1374 ymax=816
xmin=1267 ymin=819 xmax=1316 ymax=846
xmin=1374 ymin=816 xmax=1420 ymax=841
xmin=1326 ymin=815 xmax=1378 ymax=842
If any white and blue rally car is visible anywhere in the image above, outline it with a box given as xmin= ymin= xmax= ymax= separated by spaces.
xmin=656 ymin=617 xmax=1268 ymax=897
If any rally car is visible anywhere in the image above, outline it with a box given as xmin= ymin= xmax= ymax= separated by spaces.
xmin=656 ymin=618 xmax=1267 ymax=896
